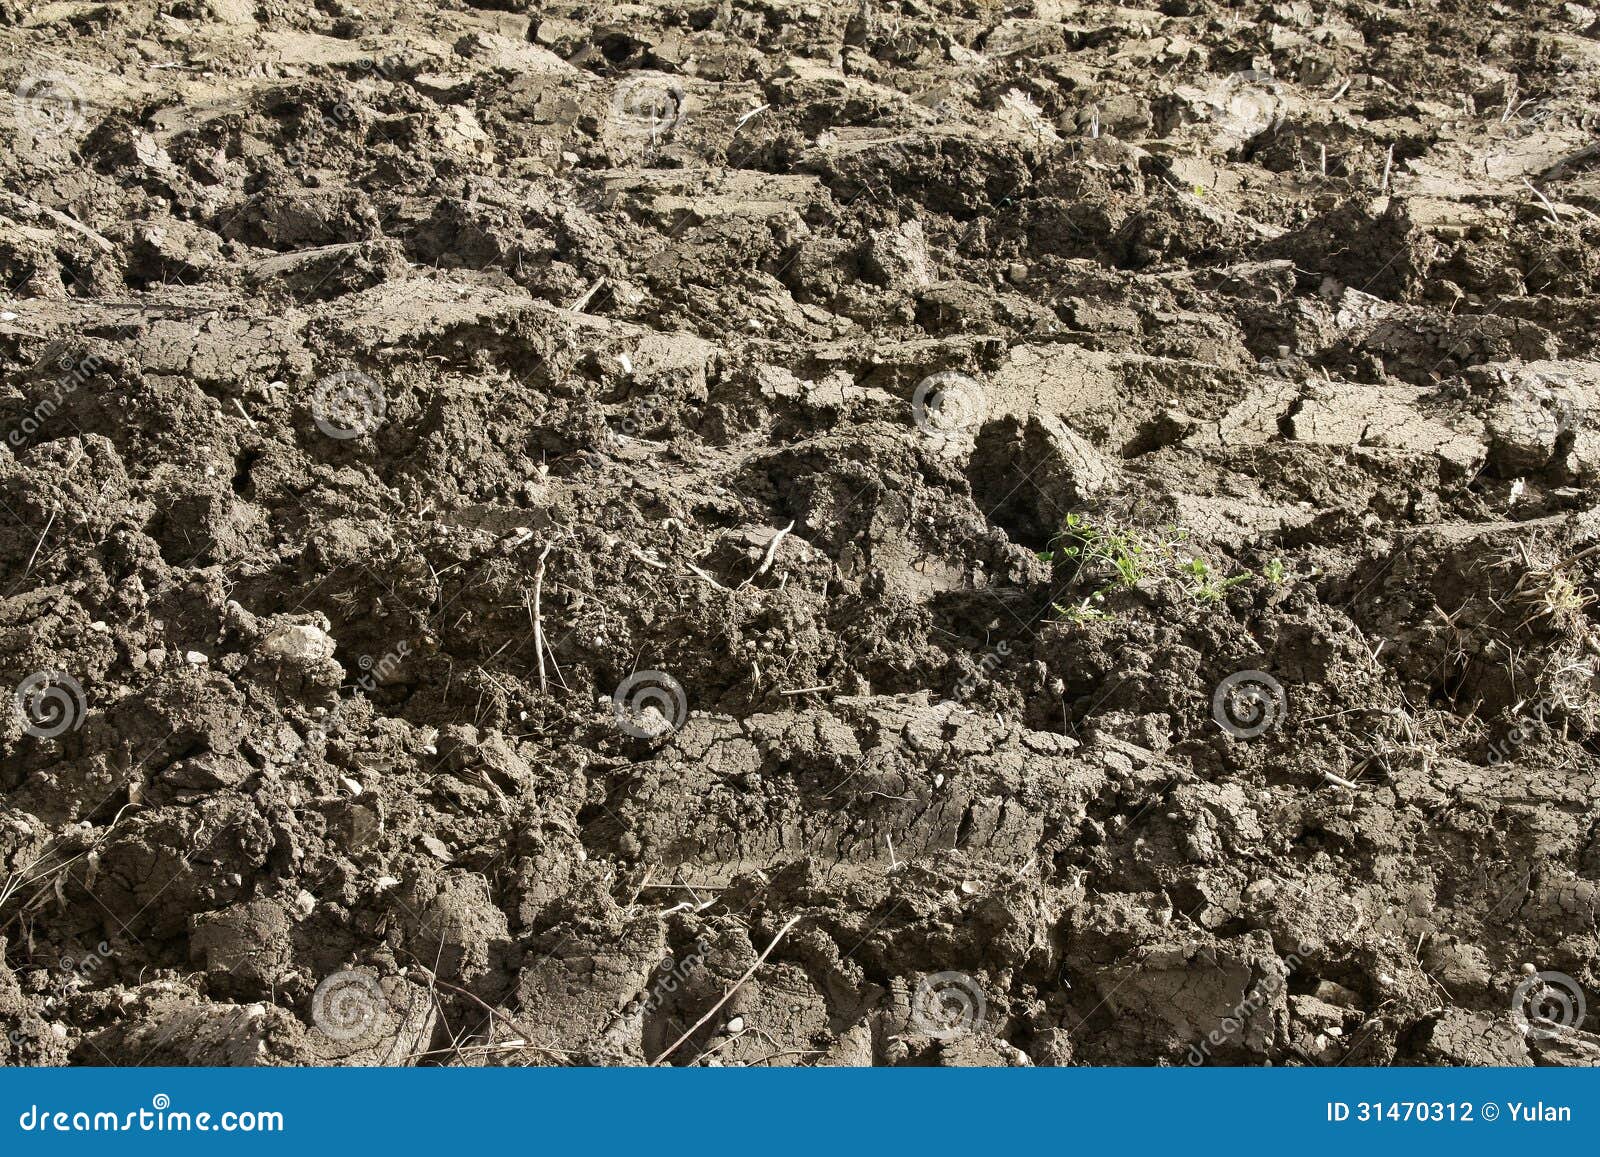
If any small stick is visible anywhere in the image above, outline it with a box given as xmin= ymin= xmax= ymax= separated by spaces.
xmin=1524 ymin=178 xmax=1561 ymax=226
xmin=415 ymin=968 xmax=541 ymax=1047
xmin=1319 ymin=143 xmax=1327 ymax=176
xmin=24 ymin=506 xmax=56 ymax=577
xmin=5 ymin=193 xmax=114 ymax=253
xmin=1324 ymin=770 xmax=1363 ymax=790
xmin=652 ymin=914 xmax=802 ymax=1065
xmin=1380 ymin=143 xmax=1394 ymax=193
xmin=779 ymin=684 xmax=836 ymax=696
xmin=740 ymin=520 xmax=794 ymax=588
xmin=232 ymin=397 xmax=256 ymax=427
xmin=886 ymin=833 xmax=897 ymax=869
xmin=532 ymin=541 xmax=554 ymax=693
xmin=686 ymin=563 xmax=729 ymax=591
xmin=568 ymin=277 xmax=606 ymax=312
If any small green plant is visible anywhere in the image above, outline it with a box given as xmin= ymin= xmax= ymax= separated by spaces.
xmin=1052 ymin=596 xmax=1109 ymax=623
xmin=1056 ymin=512 xmax=1148 ymax=590
xmin=1043 ymin=514 xmax=1266 ymax=620
xmin=1179 ymin=557 xmax=1255 ymax=602
xmin=1262 ymin=558 xmax=1287 ymax=585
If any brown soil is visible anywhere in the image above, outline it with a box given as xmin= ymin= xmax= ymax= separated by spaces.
xmin=4 ymin=0 xmax=1600 ymax=1067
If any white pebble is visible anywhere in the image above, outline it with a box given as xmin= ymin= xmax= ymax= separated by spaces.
xmin=260 ymin=622 xmax=336 ymax=665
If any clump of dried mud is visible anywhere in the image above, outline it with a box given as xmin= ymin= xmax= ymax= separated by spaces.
xmin=4 ymin=0 xmax=1600 ymax=1068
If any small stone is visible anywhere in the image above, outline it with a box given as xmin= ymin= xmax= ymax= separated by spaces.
xmin=1520 ymin=962 xmax=1537 ymax=975
xmin=1243 ymin=878 xmax=1278 ymax=903
xmin=724 ymin=1016 xmax=745 ymax=1034
xmin=184 ymin=650 xmax=208 ymax=665
xmin=1007 ymin=262 xmax=1029 ymax=284
xmin=421 ymin=835 xmax=452 ymax=861
xmin=261 ymin=622 xmax=337 ymax=665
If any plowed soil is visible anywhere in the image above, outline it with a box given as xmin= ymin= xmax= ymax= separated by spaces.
xmin=4 ymin=0 xmax=1600 ymax=1066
